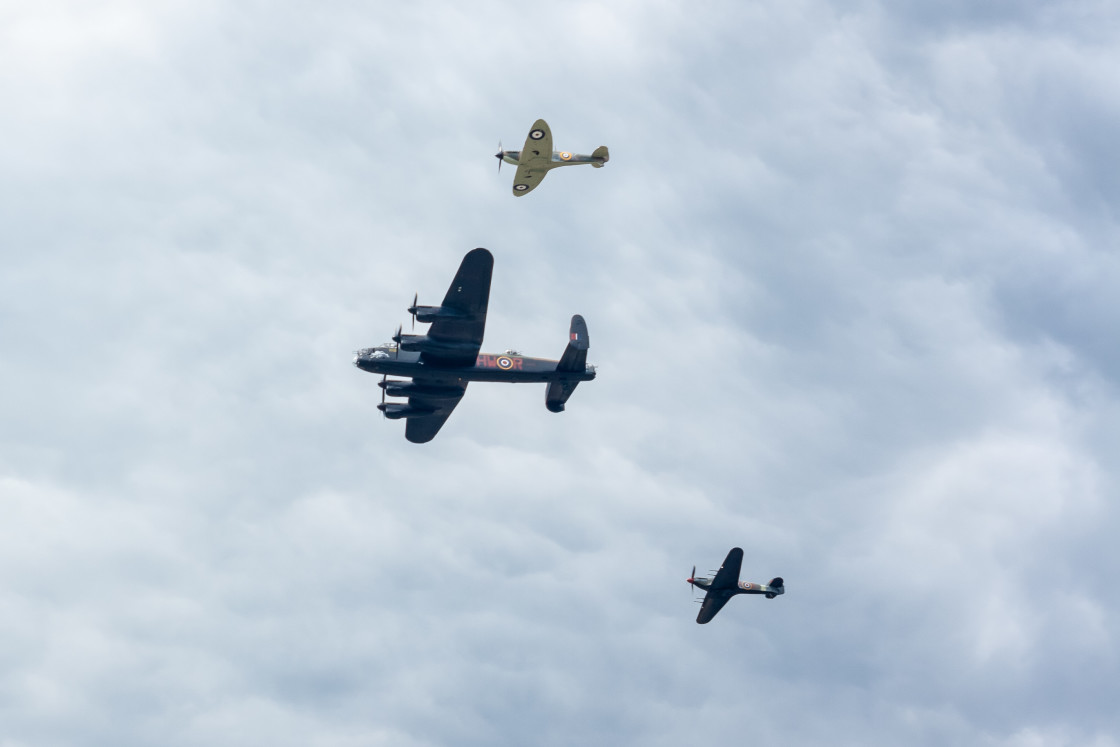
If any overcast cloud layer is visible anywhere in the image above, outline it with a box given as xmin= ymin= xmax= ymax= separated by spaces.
xmin=2 ymin=1 xmax=1119 ymax=745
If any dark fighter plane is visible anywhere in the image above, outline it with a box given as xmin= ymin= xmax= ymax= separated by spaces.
xmin=688 ymin=547 xmax=784 ymax=624
xmin=353 ymin=248 xmax=596 ymax=443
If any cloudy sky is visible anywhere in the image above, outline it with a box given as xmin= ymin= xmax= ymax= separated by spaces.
xmin=3 ymin=1 xmax=1119 ymax=745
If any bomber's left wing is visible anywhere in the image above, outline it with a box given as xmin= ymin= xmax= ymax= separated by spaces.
xmin=511 ymin=119 xmax=553 ymax=196
xmin=709 ymin=547 xmax=744 ymax=592
xmin=423 ymin=248 xmax=493 ymax=367
xmin=403 ymin=379 xmax=467 ymax=443
xmin=696 ymin=591 xmax=735 ymax=624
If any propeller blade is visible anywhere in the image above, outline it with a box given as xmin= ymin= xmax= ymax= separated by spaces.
xmin=495 ymin=141 xmax=503 ymax=172
xmin=381 ymin=375 xmax=386 ymax=405
xmin=409 ymin=292 xmax=418 ymax=330
xmin=689 ymin=565 xmax=697 ymax=600
xmin=393 ymin=324 xmax=402 ymax=358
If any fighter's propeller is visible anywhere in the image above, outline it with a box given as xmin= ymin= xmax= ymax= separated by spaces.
xmin=495 ymin=141 xmax=504 ymax=172
xmin=408 ymin=292 xmax=418 ymax=330
xmin=688 ymin=565 xmax=697 ymax=600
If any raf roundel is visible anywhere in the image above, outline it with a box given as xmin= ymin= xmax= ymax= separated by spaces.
xmin=514 ymin=184 xmax=529 ymax=192
xmin=529 ymin=129 xmax=545 ymax=140
xmin=559 ymin=151 xmax=572 ymax=161
xmin=496 ymin=356 xmax=514 ymax=370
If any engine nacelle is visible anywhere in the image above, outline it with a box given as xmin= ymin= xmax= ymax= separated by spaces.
xmin=394 ymin=333 xmax=476 ymax=358
xmin=410 ymin=304 xmax=468 ymax=324
xmin=379 ymin=380 xmax=463 ymax=400
xmin=377 ymin=402 xmax=435 ymax=420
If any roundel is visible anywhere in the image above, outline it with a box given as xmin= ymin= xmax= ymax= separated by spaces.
xmin=514 ymin=184 xmax=529 ymax=192
xmin=496 ymin=356 xmax=514 ymax=369
xmin=529 ymin=129 xmax=545 ymax=140
xmin=743 ymin=583 xmax=752 ymax=589
xmin=559 ymin=151 xmax=572 ymax=161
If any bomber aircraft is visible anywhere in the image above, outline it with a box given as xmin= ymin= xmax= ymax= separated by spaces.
xmin=353 ymin=248 xmax=596 ymax=443
xmin=687 ymin=547 xmax=784 ymax=624
xmin=495 ymin=118 xmax=609 ymax=196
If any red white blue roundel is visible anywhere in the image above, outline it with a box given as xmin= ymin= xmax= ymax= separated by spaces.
xmin=496 ymin=356 xmax=514 ymax=369
xmin=529 ymin=129 xmax=545 ymax=140
xmin=514 ymin=184 xmax=529 ymax=192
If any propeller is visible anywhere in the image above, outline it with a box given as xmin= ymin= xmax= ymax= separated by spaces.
xmin=408 ymin=292 xmax=418 ymax=330
xmin=381 ymin=375 xmax=387 ymax=406
xmin=392 ymin=324 xmax=402 ymax=358
xmin=495 ymin=141 xmax=504 ymax=172
xmin=688 ymin=565 xmax=697 ymax=600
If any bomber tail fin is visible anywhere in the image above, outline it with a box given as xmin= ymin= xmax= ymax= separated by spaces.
xmin=591 ymin=145 xmax=609 ymax=167
xmin=546 ymin=315 xmax=590 ymax=413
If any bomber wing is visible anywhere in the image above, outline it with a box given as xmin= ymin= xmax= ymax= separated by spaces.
xmin=512 ymin=119 xmax=553 ymax=196
xmin=423 ymin=248 xmax=493 ymax=367
xmin=403 ymin=378 xmax=467 ymax=443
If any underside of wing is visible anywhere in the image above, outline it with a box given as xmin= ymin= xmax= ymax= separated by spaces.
xmin=512 ymin=119 xmax=552 ymax=196
xmin=511 ymin=163 xmax=547 ymax=196
xmin=520 ymin=119 xmax=553 ymax=164
xmin=709 ymin=547 xmax=744 ymax=592
xmin=696 ymin=592 xmax=734 ymax=624
xmin=423 ymin=248 xmax=492 ymax=366
xmin=405 ymin=410 xmax=454 ymax=444
xmin=403 ymin=382 xmax=466 ymax=443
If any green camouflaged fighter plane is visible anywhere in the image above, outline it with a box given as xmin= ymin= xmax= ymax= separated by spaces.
xmin=495 ymin=118 xmax=609 ymax=196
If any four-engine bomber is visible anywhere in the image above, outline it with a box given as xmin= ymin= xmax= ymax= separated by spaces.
xmin=354 ymin=248 xmax=595 ymax=443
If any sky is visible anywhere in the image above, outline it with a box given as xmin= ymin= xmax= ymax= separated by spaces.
xmin=2 ymin=1 xmax=1119 ymax=745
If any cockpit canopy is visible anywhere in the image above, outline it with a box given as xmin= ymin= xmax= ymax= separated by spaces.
xmin=357 ymin=343 xmax=397 ymax=360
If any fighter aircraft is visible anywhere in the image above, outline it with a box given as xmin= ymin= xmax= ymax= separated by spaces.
xmin=495 ymin=118 xmax=609 ymax=196
xmin=353 ymin=248 xmax=596 ymax=443
xmin=687 ymin=547 xmax=784 ymax=624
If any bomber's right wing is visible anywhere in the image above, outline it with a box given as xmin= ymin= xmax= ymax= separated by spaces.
xmin=512 ymin=119 xmax=553 ymax=196
xmin=696 ymin=591 xmax=734 ymax=624
xmin=403 ymin=379 xmax=467 ymax=444
xmin=709 ymin=547 xmax=744 ymax=592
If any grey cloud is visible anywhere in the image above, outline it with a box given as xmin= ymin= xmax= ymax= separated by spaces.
xmin=2 ymin=1 xmax=1119 ymax=745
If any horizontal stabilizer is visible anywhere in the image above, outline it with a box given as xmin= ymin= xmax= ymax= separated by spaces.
xmin=591 ymin=145 xmax=609 ymax=167
xmin=769 ymin=577 xmax=784 ymax=589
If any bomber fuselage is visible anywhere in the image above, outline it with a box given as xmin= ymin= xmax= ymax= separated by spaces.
xmin=354 ymin=345 xmax=596 ymax=384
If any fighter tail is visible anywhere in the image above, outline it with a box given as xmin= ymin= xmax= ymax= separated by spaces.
xmin=591 ymin=145 xmax=609 ymax=168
